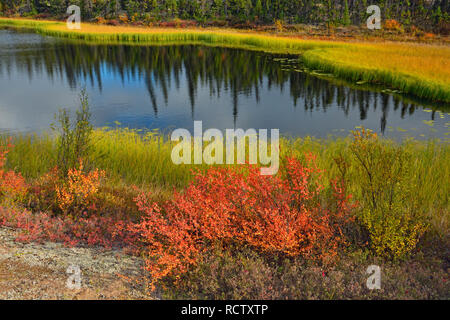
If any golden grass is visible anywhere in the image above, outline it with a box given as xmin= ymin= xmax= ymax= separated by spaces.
xmin=1 ymin=17 xmax=449 ymax=102
xmin=342 ymin=43 xmax=450 ymax=86
xmin=304 ymin=42 xmax=450 ymax=101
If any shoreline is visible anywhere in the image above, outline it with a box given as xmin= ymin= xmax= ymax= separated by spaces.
xmin=1 ymin=17 xmax=449 ymax=103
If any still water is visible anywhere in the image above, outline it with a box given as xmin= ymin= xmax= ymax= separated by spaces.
xmin=0 ymin=29 xmax=448 ymax=139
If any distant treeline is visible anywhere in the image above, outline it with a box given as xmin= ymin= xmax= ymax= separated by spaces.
xmin=1 ymin=0 xmax=449 ymax=30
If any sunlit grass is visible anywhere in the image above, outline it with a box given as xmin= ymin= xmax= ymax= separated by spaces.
xmin=1 ymin=17 xmax=449 ymax=102
xmin=303 ymin=43 xmax=450 ymax=103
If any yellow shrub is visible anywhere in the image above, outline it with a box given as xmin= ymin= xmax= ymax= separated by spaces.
xmin=119 ymin=14 xmax=129 ymax=24
xmin=349 ymin=128 xmax=428 ymax=259
xmin=275 ymin=20 xmax=284 ymax=32
xmin=56 ymin=160 xmax=105 ymax=216
xmin=362 ymin=208 xmax=427 ymax=259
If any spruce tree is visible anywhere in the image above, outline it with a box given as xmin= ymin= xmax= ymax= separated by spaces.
xmin=343 ymin=0 xmax=350 ymax=25
xmin=255 ymin=0 xmax=263 ymax=20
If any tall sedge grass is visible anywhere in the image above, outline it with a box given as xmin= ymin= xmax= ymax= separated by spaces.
xmin=87 ymin=128 xmax=196 ymax=187
xmin=3 ymin=128 xmax=448 ymax=185
xmin=303 ymin=44 xmax=450 ymax=104
xmin=1 ymin=128 xmax=193 ymax=187
xmin=1 ymin=18 xmax=449 ymax=102
xmin=283 ymin=136 xmax=449 ymax=219
xmin=0 ymin=133 xmax=57 ymax=179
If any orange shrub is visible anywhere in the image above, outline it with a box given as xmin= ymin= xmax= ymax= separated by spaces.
xmin=0 ymin=140 xmax=28 ymax=205
xmin=56 ymin=160 xmax=105 ymax=216
xmin=95 ymin=16 xmax=107 ymax=24
xmin=385 ymin=19 xmax=402 ymax=31
xmin=119 ymin=14 xmax=129 ymax=24
xmin=131 ymin=156 xmax=354 ymax=290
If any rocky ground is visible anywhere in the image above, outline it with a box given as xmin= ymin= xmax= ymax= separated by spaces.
xmin=0 ymin=226 xmax=149 ymax=300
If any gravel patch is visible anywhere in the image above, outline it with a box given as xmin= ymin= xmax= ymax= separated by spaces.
xmin=0 ymin=226 xmax=149 ymax=299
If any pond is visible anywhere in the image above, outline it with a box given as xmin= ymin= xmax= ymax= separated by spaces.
xmin=0 ymin=29 xmax=448 ymax=139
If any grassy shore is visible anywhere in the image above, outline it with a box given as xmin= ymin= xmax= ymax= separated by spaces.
xmin=1 ymin=17 xmax=449 ymax=103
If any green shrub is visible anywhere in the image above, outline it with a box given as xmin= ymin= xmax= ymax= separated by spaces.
xmin=52 ymin=89 xmax=92 ymax=177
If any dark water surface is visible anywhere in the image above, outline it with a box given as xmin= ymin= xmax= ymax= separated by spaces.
xmin=0 ymin=29 xmax=448 ymax=139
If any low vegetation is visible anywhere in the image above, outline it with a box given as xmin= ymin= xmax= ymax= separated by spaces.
xmin=131 ymin=156 xmax=354 ymax=290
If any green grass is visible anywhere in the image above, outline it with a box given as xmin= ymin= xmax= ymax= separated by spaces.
xmin=1 ymin=18 xmax=449 ymax=103
xmin=3 ymin=128 xmax=448 ymax=192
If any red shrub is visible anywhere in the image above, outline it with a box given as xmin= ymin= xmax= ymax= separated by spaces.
xmin=131 ymin=155 xmax=354 ymax=289
xmin=0 ymin=207 xmax=137 ymax=249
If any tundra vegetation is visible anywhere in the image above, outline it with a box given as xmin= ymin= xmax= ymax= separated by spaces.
xmin=0 ymin=94 xmax=448 ymax=299
xmin=0 ymin=1 xmax=449 ymax=299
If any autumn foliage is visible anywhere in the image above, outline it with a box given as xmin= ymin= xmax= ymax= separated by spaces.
xmin=56 ymin=160 xmax=105 ymax=216
xmin=0 ymin=140 xmax=27 ymax=205
xmin=130 ymin=155 xmax=354 ymax=289
xmin=384 ymin=19 xmax=403 ymax=31
xmin=0 ymin=206 xmax=136 ymax=248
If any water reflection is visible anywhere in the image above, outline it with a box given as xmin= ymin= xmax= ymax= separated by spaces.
xmin=0 ymin=29 xmax=448 ymax=138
